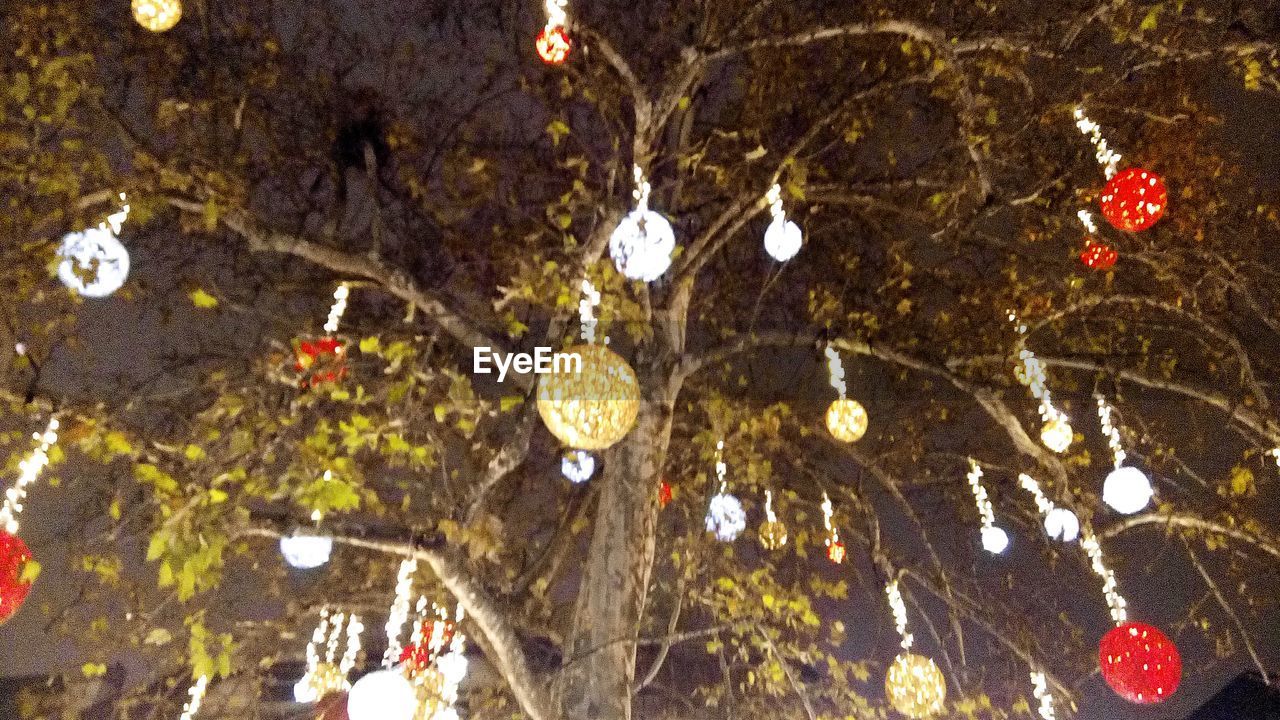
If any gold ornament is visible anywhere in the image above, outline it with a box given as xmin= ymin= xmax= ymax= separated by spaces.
xmin=825 ymin=398 xmax=868 ymax=442
xmin=1039 ymin=416 xmax=1073 ymax=454
xmin=537 ymin=344 xmax=640 ymax=450
xmin=885 ymin=653 xmax=947 ymax=718
xmin=132 ymin=0 xmax=182 ymax=32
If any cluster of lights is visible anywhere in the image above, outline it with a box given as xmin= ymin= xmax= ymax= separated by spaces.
xmin=705 ymin=440 xmax=745 ymax=542
xmin=882 ymin=579 xmax=947 ymax=718
xmin=1081 ymin=528 xmax=1128 ymax=625
xmin=578 ymin=278 xmax=601 ymax=344
xmin=762 ymin=184 xmax=802 ymax=262
xmin=295 ymin=609 xmax=364 ymax=703
xmin=384 ymin=558 xmax=419 ymax=668
xmin=295 ymin=283 xmax=353 ymax=389
xmin=325 ymin=283 xmax=351 ymax=334
xmin=823 ymin=346 xmax=869 ymax=443
xmin=758 ymin=489 xmax=788 ymax=550
xmin=1009 ymin=310 xmax=1073 ymax=453
xmin=1074 ymin=108 xmax=1122 ymax=179
xmin=820 ymin=492 xmax=845 ymax=563
xmin=1 ymin=418 xmax=60 ymax=535
xmin=966 ymin=460 xmax=1009 ymax=555
xmin=132 ymin=0 xmax=182 ymax=32
xmin=561 ymin=450 xmax=596 ymax=484
xmin=1018 ymin=474 xmax=1080 ymax=543
xmin=402 ymin=602 xmax=469 ymax=720
xmin=178 ymin=675 xmax=209 ymax=720
xmin=885 ymin=579 xmax=914 ymax=651
xmin=609 ymin=166 xmax=676 ymax=282
xmin=1095 ymin=395 xmax=1154 ymax=515
xmin=1074 ymin=107 xmax=1167 ymax=232
xmin=1030 ymin=670 xmax=1056 ymax=720
xmin=535 ymin=0 xmax=571 ymax=64
xmin=58 ymin=194 xmax=132 ymax=299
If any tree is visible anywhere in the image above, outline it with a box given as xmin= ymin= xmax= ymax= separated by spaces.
xmin=3 ymin=1 xmax=1280 ymax=718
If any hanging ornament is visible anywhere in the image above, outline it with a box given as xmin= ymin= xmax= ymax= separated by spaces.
xmin=1009 ymin=311 xmax=1073 ymax=453
xmin=1018 ymin=474 xmax=1080 ymax=543
xmin=295 ymin=284 xmax=352 ymax=390
xmin=658 ymin=478 xmax=673 ymax=509
xmin=1074 ymin=107 xmax=1167 ymax=232
xmin=1076 ymin=210 xmax=1118 ymax=271
xmin=383 ymin=558 xmax=418 ymax=668
xmin=609 ymin=166 xmax=676 ymax=282
xmin=823 ymin=346 xmax=869 ymax=442
xmin=1099 ymin=622 xmax=1182 ymax=704
xmin=966 ymin=460 xmax=1009 ymax=555
xmin=132 ymin=0 xmax=182 ymax=32
xmin=178 ymin=675 xmax=209 ymax=720
xmin=758 ymin=489 xmax=788 ymax=550
xmin=882 ymin=579 xmax=946 ymax=718
xmin=1030 ymin=670 xmax=1057 ymax=720
xmin=820 ymin=492 xmax=845 ymax=564
xmin=400 ymin=605 xmax=457 ymax=673
xmin=1096 ymin=395 xmax=1153 ymax=515
xmin=535 ymin=0 xmax=571 ymax=64
xmin=561 ymin=450 xmax=596 ymax=484
xmin=295 ymin=610 xmax=364 ymax=703
xmin=347 ymin=670 xmax=418 ymax=720
xmin=0 ymin=417 xmax=58 ymax=625
xmin=279 ymin=531 xmax=334 ymax=570
xmin=763 ymin=184 xmax=802 ymax=261
xmin=58 ymin=194 xmax=131 ymax=298
xmin=705 ymin=440 xmax=745 ymax=542
xmin=397 ymin=602 xmax=468 ymax=720
xmin=0 ymin=531 xmax=35 ymax=626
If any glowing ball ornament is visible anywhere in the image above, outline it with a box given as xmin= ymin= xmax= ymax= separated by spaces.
xmin=347 ymin=670 xmax=418 ymax=720
xmin=1040 ymin=416 xmax=1073 ymax=454
xmin=536 ymin=25 xmax=571 ymax=64
xmin=280 ymin=532 xmax=334 ymax=570
xmin=884 ymin=653 xmax=947 ymax=718
xmin=1102 ymin=466 xmax=1153 ymax=515
xmin=132 ymin=0 xmax=182 ymax=32
xmin=826 ymin=539 xmax=846 ymax=564
xmin=1100 ymin=168 xmax=1167 ymax=232
xmin=58 ymin=227 xmax=130 ymax=298
xmin=610 ymin=166 xmax=676 ymax=282
xmin=1080 ymin=240 xmax=1118 ymax=270
xmin=705 ymin=492 xmax=745 ymax=542
xmin=826 ymin=399 xmax=869 ymax=443
xmin=561 ymin=450 xmax=595 ymax=484
xmin=1099 ymin=622 xmax=1181 ymax=704
xmin=0 ymin=530 xmax=35 ymax=625
xmin=1044 ymin=507 xmax=1080 ymax=543
xmin=658 ymin=479 xmax=673 ymax=509
xmin=980 ymin=526 xmax=1010 ymax=555
xmin=536 ymin=344 xmax=640 ymax=450
xmin=764 ymin=215 xmax=802 ymax=262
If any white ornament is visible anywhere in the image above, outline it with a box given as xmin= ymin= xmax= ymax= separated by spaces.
xmin=1044 ymin=507 xmax=1081 ymax=543
xmin=561 ymin=450 xmax=595 ymax=484
xmin=609 ymin=166 xmax=675 ymax=282
xmin=347 ymin=670 xmax=418 ymax=720
xmin=966 ymin=460 xmax=1009 ymax=555
xmin=1102 ymin=466 xmax=1153 ymax=515
xmin=981 ymin=526 xmax=1010 ymax=555
xmin=763 ymin=185 xmax=802 ymax=261
xmin=279 ymin=533 xmax=334 ymax=569
xmin=705 ymin=492 xmax=745 ymax=542
xmin=437 ymin=650 xmax=469 ymax=686
xmin=57 ymin=226 xmax=130 ymax=298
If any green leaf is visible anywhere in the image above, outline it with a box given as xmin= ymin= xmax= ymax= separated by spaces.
xmin=104 ymin=430 xmax=133 ymax=456
xmin=546 ymin=119 xmax=571 ymax=146
xmin=81 ymin=663 xmax=107 ymax=678
xmin=359 ymin=336 xmax=381 ymax=354
xmin=1140 ymin=6 xmax=1161 ymax=31
xmin=189 ymin=288 xmax=219 ymax=309
xmin=183 ymin=444 xmax=206 ymax=462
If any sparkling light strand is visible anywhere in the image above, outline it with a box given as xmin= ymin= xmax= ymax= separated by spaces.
xmin=714 ymin=440 xmax=727 ymax=494
xmin=1077 ymin=209 xmax=1098 ymax=235
xmin=579 ymin=278 xmax=601 ymax=344
xmin=1081 ymin=527 xmax=1128 ymax=625
xmin=633 ymin=165 xmax=652 ymax=212
xmin=764 ymin=489 xmax=779 ymax=523
xmin=1074 ymin=107 xmax=1121 ymax=179
xmin=1018 ymin=473 xmax=1080 ymax=543
xmin=178 ymin=675 xmax=209 ymax=720
xmin=885 ymin=579 xmax=914 ymax=651
xmin=1009 ymin=310 xmax=1073 ymax=453
xmin=704 ymin=439 xmax=746 ymax=542
xmin=762 ymin=184 xmax=802 ymax=261
xmin=820 ymin=492 xmax=844 ymax=562
xmin=824 ymin=345 xmax=847 ymax=399
xmin=1 ymin=417 xmax=60 ymax=535
xmin=1095 ymin=394 xmax=1128 ymax=468
xmin=1030 ymin=670 xmax=1057 ymax=720
xmin=383 ymin=558 xmax=418 ymax=668
xmin=544 ymin=0 xmax=567 ymax=29
xmin=323 ymin=283 xmax=351 ymax=334
xmin=966 ymin=459 xmax=996 ymax=530
xmin=339 ymin=613 xmax=364 ymax=676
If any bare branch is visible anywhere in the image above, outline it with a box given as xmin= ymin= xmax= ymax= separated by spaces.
xmin=1180 ymin=535 xmax=1269 ymax=680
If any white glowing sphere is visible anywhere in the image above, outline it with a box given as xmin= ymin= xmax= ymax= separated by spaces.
xmin=279 ymin=533 xmax=333 ymax=569
xmin=347 ymin=670 xmax=417 ymax=720
xmin=704 ymin=492 xmax=746 ymax=542
xmin=609 ymin=209 xmax=675 ymax=282
xmin=980 ymin=526 xmax=1010 ymax=555
xmin=436 ymin=710 xmax=460 ymax=720
xmin=561 ymin=450 xmax=595 ymax=484
xmin=1044 ymin=507 xmax=1080 ymax=543
xmin=437 ymin=650 xmax=469 ymax=686
xmin=292 ymin=678 xmax=317 ymax=704
xmin=1040 ymin=417 xmax=1073 ymax=454
xmin=57 ymin=227 xmax=130 ymax=298
xmin=763 ymin=215 xmax=802 ymax=262
xmin=1103 ymin=466 xmax=1153 ymax=515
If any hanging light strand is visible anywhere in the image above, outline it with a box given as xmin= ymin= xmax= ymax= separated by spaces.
xmin=323 ymin=283 xmax=351 ymax=334
xmin=820 ymin=492 xmax=845 ymax=562
xmin=544 ymin=0 xmax=568 ymax=29
xmin=1009 ymin=310 xmax=1073 ymax=452
xmin=714 ymin=440 xmax=727 ymax=493
xmin=885 ymin=579 xmax=914 ymax=651
xmin=1078 ymin=209 xmax=1098 ymax=234
xmin=1018 ymin=473 xmax=1080 ymax=543
xmin=579 ymin=278 xmax=601 ymax=344
xmin=1081 ymin=527 xmax=1128 ymax=625
xmin=178 ymin=675 xmax=209 ymax=720
xmin=339 ymin=613 xmax=363 ymax=676
xmin=633 ymin=165 xmax=652 ymax=212
xmin=824 ymin=345 xmax=847 ymax=399
xmin=1095 ymin=394 xmax=1128 ymax=469
xmin=1030 ymin=670 xmax=1057 ymax=720
xmin=966 ymin=459 xmax=996 ymax=531
xmin=383 ymin=558 xmax=418 ymax=667
xmin=1073 ymin=107 xmax=1121 ymax=179
xmin=1 ymin=417 xmax=60 ymax=535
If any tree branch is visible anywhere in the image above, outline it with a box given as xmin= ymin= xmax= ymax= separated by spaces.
xmin=1100 ymin=512 xmax=1280 ymax=562
xmin=1179 ymin=535 xmax=1270 ymax=680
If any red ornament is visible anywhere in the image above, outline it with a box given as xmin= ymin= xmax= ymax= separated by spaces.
xmin=1080 ymin=240 xmax=1118 ymax=270
xmin=1099 ymin=622 xmax=1182 ymax=704
xmin=399 ymin=620 xmax=456 ymax=673
xmin=826 ymin=539 xmax=845 ymax=564
xmin=1100 ymin=168 xmax=1167 ymax=232
xmin=294 ymin=337 xmax=348 ymax=390
xmin=536 ymin=25 xmax=571 ymax=65
xmin=0 ymin=530 xmax=35 ymax=625
xmin=658 ymin=479 xmax=673 ymax=509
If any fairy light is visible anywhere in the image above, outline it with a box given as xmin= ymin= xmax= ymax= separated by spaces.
xmin=1271 ymin=448 xmax=1280 ymax=469
xmin=1018 ymin=473 xmax=1080 ymax=543
xmin=339 ymin=613 xmax=364 ymax=676
xmin=544 ymin=0 xmax=567 ymax=28
xmin=1095 ymin=395 xmax=1127 ymax=468
xmin=763 ymin=184 xmax=802 ymax=261
xmin=821 ymin=492 xmax=845 ymax=563
xmin=885 ymin=579 xmax=914 ymax=651
xmin=1078 ymin=209 xmax=1098 ymax=235
xmin=383 ymin=558 xmax=418 ymax=667
xmin=578 ymin=278 xmax=601 ymax=344
xmin=1 ymin=417 xmax=60 ymax=535
xmin=825 ymin=345 xmax=847 ymax=399
xmin=1009 ymin=310 xmax=1073 ymax=453
xmin=1074 ymin=107 xmax=1121 ymax=179
xmin=967 ymin=459 xmax=1009 ymax=554
xmin=324 ymin=283 xmax=351 ymax=334
xmin=178 ymin=675 xmax=209 ymax=720
xmin=1030 ymin=670 xmax=1056 ymax=720
xmin=759 ymin=489 xmax=788 ymax=550
xmin=296 ymin=608 xmax=363 ymax=703
xmin=1081 ymin=526 xmax=1128 ymax=625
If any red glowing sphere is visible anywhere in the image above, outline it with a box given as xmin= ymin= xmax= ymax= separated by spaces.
xmin=658 ymin=480 xmax=673 ymax=509
xmin=294 ymin=337 xmax=348 ymax=390
xmin=1080 ymin=240 xmax=1118 ymax=270
xmin=1100 ymin=168 xmax=1167 ymax=232
xmin=0 ymin=530 xmax=35 ymax=625
xmin=536 ymin=25 xmax=571 ymax=65
xmin=826 ymin=539 xmax=846 ymax=564
xmin=1099 ymin=622 xmax=1181 ymax=704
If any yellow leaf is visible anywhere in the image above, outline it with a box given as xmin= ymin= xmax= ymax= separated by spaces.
xmin=359 ymin=336 xmax=381 ymax=354
xmin=81 ymin=662 xmax=107 ymax=678
xmin=109 ymin=499 xmax=121 ymax=521
xmin=20 ymin=557 xmax=41 ymax=583
xmin=208 ymin=489 xmax=229 ymax=504
xmin=184 ymin=444 xmax=206 ymax=461
xmin=189 ymin=288 xmax=219 ymax=308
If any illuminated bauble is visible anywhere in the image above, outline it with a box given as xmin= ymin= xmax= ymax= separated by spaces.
xmin=295 ymin=337 xmax=348 ymax=390
xmin=0 ymin=530 xmax=35 ymax=625
xmin=1080 ymin=240 xmax=1118 ymax=270
xmin=536 ymin=344 xmax=640 ymax=450
xmin=763 ymin=215 xmax=802 ymax=262
xmin=609 ymin=209 xmax=676 ymax=282
xmin=826 ymin=539 xmax=846 ymax=564
xmin=294 ymin=662 xmax=347 ymax=704
xmin=561 ymin=450 xmax=595 ymax=484
xmin=1099 ymin=622 xmax=1181 ymax=704
xmin=1043 ymin=507 xmax=1080 ymax=543
xmin=1100 ymin=168 xmax=1167 ymax=232
xmin=759 ymin=518 xmax=788 ymax=550
xmin=705 ymin=492 xmax=746 ymax=542
xmin=825 ymin=399 xmax=869 ymax=443
xmin=980 ymin=526 xmax=1010 ymax=555
xmin=132 ymin=0 xmax=182 ymax=32
xmin=347 ymin=670 xmax=418 ymax=720
xmin=279 ymin=532 xmax=333 ymax=570
xmin=399 ymin=620 xmax=456 ymax=673
xmin=1039 ymin=416 xmax=1073 ymax=453
xmin=436 ymin=650 xmax=469 ymax=686
xmin=535 ymin=25 xmax=571 ymax=64
xmin=658 ymin=479 xmax=673 ymax=509
xmin=57 ymin=227 xmax=130 ymax=298
xmin=1103 ymin=466 xmax=1153 ymax=515
xmin=884 ymin=653 xmax=947 ymax=718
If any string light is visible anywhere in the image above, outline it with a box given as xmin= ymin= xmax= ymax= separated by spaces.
xmin=966 ymin=460 xmax=1009 ymax=555
xmin=820 ymin=492 xmax=844 ymax=563
xmin=401 ymin=602 xmax=469 ymax=720
xmin=324 ymin=283 xmax=351 ymax=334
xmin=1 ymin=418 xmax=60 ymax=535
xmin=535 ymin=0 xmax=571 ymax=64
xmin=609 ymin=166 xmax=675 ymax=282
xmin=705 ymin=440 xmax=745 ymax=542
xmin=1081 ymin=527 xmax=1128 ymax=625
xmin=763 ymin=184 xmax=802 ymax=261
xmin=178 ymin=675 xmax=209 ymax=720
xmin=561 ymin=450 xmax=596 ymax=484
xmin=758 ymin=489 xmax=788 ymax=550
xmin=1018 ymin=473 xmax=1080 ymax=543
xmin=383 ymin=558 xmax=418 ymax=668
xmin=1009 ymin=310 xmax=1073 ymax=453
xmin=295 ymin=609 xmax=363 ymax=703
xmin=824 ymin=346 xmax=868 ymax=442
xmin=1073 ymin=107 xmax=1122 ymax=179
xmin=1030 ymin=670 xmax=1056 ymax=720
xmin=578 ymin=278 xmax=601 ymax=344
xmin=1077 ymin=210 xmax=1118 ymax=270
xmin=885 ymin=579 xmax=914 ymax=651
xmin=1095 ymin=395 xmax=1153 ymax=515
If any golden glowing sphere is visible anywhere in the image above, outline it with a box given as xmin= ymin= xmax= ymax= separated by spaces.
xmin=1040 ymin=416 xmax=1073 ymax=454
xmin=825 ymin=398 xmax=869 ymax=443
xmin=885 ymin=653 xmax=947 ymax=718
xmin=536 ymin=344 xmax=640 ymax=450
xmin=132 ymin=0 xmax=182 ymax=32
xmin=759 ymin=519 xmax=788 ymax=550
